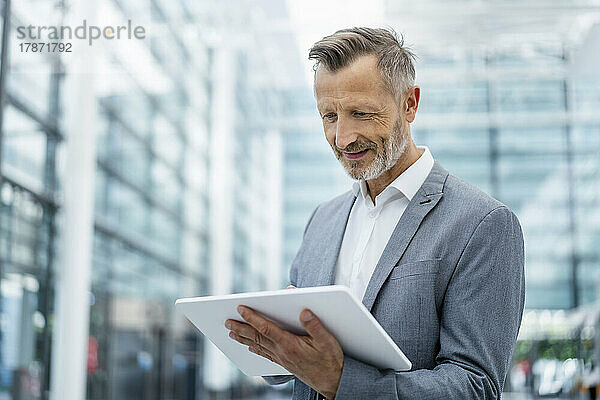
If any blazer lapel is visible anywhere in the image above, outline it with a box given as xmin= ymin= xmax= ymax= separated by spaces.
xmin=361 ymin=161 xmax=449 ymax=311
xmin=303 ymin=192 xmax=356 ymax=288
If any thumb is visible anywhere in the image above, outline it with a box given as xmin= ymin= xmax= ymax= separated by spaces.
xmin=300 ymin=309 xmax=332 ymax=343
xmin=286 ymin=285 xmax=296 ymax=289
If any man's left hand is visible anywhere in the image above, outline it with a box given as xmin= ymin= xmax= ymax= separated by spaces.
xmin=225 ymin=305 xmax=343 ymax=399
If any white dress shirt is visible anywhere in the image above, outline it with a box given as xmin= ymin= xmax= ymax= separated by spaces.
xmin=333 ymin=146 xmax=435 ymax=301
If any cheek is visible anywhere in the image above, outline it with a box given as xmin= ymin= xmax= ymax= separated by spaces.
xmin=358 ymin=125 xmax=384 ymax=147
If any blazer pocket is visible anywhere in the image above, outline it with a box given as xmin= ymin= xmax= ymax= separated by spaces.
xmin=389 ymin=259 xmax=441 ymax=280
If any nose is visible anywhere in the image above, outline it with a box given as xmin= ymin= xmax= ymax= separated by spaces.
xmin=335 ymin=117 xmax=359 ymax=150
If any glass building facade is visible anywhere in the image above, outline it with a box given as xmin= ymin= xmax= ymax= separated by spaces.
xmin=408 ymin=39 xmax=600 ymax=310
xmin=0 ymin=0 xmax=62 ymax=397
xmin=0 ymin=0 xmax=599 ymax=399
xmin=0 ymin=0 xmax=284 ymax=398
xmin=87 ymin=0 xmax=211 ymax=397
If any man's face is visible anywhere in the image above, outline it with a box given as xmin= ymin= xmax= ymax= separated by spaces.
xmin=315 ymin=54 xmax=408 ymax=180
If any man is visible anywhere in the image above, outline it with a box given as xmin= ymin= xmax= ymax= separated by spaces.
xmin=225 ymin=27 xmax=525 ymax=399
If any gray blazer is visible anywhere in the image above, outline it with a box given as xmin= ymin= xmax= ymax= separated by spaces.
xmin=266 ymin=161 xmax=525 ymax=399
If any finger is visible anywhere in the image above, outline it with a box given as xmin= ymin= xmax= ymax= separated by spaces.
xmin=228 ymin=332 xmax=278 ymax=363
xmin=299 ymin=309 xmax=335 ymax=344
xmin=225 ymin=319 xmax=275 ymax=349
xmin=237 ymin=305 xmax=289 ymax=343
xmin=286 ymin=285 xmax=296 ymax=289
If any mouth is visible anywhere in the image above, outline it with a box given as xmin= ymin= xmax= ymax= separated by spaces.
xmin=343 ymin=149 xmax=370 ymax=160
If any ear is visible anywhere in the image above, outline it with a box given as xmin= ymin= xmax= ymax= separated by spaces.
xmin=404 ymin=86 xmax=420 ymax=123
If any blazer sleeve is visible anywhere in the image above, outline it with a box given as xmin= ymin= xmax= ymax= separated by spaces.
xmin=262 ymin=204 xmax=320 ymax=386
xmin=334 ymin=206 xmax=526 ymax=399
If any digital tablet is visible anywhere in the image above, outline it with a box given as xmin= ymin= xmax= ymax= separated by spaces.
xmin=175 ymin=285 xmax=411 ymax=376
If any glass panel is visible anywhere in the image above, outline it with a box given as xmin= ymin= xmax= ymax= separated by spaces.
xmin=496 ymin=80 xmax=564 ymax=112
xmin=1 ymin=105 xmax=47 ymax=192
xmin=0 ymin=183 xmax=53 ymax=400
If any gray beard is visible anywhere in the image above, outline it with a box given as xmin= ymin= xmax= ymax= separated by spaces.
xmin=336 ymin=122 xmax=409 ymax=181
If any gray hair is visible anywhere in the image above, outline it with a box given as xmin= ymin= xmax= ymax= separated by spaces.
xmin=308 ymin=27 xmax=417 ymax=103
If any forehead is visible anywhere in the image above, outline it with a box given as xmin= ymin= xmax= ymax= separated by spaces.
xmin=314 ymin=54 xmax=392 ymax=107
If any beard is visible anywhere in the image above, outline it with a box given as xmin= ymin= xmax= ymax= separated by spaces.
xmin=330 ymin=119 xmax=409 ymax=181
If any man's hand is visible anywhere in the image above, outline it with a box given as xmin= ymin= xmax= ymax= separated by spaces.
xmin=225 ymin=305 xmax=343 ymax=399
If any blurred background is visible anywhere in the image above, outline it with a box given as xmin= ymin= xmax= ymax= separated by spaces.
xmin=0 ymin=0 xmax=599 ymax=399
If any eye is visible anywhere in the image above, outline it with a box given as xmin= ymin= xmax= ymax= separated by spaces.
xmin=353 ymin=111 xmax=370 ymax=118
xmin=323 ymin=113 xmax=337 ymax=122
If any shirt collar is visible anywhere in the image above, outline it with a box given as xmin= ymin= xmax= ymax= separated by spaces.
xmin=351 ymin=146 xmax=435 ymax=202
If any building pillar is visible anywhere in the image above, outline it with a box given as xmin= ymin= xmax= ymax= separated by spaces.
xmin=205 ymin=42 xmax=235 ymax=393
xmin=49 ymin=1 xmax=98 ymax=399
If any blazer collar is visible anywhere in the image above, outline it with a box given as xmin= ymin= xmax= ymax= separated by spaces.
xmin=362 ymin=160 xmax=448 ymax=310
xmin=304 ymin=161 xmax=449 ymax=311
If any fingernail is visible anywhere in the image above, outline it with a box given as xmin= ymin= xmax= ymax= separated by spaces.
xmin=229 ymin=331 xmax=236 ymax=339
xmin=301 ymin=310 xmax=314 ymax=322
xmin=237 ymin=306 xmax=245 ymax=316
xmin=225 ymin=321 xmax=231 ymax=329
